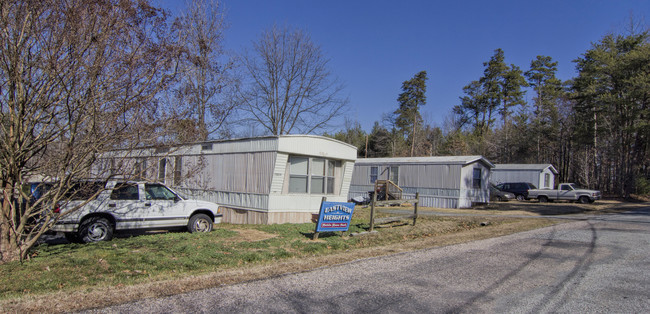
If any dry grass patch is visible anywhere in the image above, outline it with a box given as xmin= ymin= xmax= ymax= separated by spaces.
xmin=229 ymin=228 xmax=277 ymax=242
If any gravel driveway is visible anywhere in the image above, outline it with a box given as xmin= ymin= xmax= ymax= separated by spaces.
xmin=83 ymin=208 xmax=650 ymax=313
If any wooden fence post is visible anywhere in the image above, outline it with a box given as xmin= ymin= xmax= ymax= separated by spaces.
xmin=313 ymin=196 xmax=327 ymax=240
xmin=369 ymin=190 xmax=377 ymax=232
xmin=413 ymin=192 xmax=419 ymax=226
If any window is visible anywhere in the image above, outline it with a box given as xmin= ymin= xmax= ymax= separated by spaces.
xmin=110 ymin=183 xmax=139 ymax=200
xmin=370 ymin=167 xmax=378 ymax=183
xmin=326 ymin=160 xmax=335 ymax=194
xmin=472 ymin=168 xmax=482 ymax=189
xmin=289 ymin=156 xmax=308 ymax=193
xmin=201 ymin=143 xmax=212 ymax=151
xmin=66 ymin=182 xmax=104 ymax=200
xmin=173 ymin=156 xmax=182 ymax=186
xmin=389 ymin=166 xmax=399 ymax=184
xmin=288 ymin=156 xmax=338 ymax=194
xmin=134 ymin=159 xmax=147 ymax=180
xmin=145 ymin=184 xmax=177 ymax=200
xmin=158 ymin=158 xmax=167 ymax=182
xmin=311 ymin=158 xmax=325 ymax=193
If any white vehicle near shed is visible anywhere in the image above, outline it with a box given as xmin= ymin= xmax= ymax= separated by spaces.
xmin=527 ymin=183 xmax=601 ymax=204
xmin=51 ymin=181 xmax=222 ymax=243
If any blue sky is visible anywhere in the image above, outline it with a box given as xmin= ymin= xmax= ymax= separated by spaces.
xmin=157 ymin=0 xmax=649 ymax=133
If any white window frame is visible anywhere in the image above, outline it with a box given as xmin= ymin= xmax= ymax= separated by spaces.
xmin=288 ymin=156 xmax=338 ymax=195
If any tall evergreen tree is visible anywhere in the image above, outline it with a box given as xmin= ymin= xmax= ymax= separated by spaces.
xmin=572 ymin=32 xmax=650 ymax=195
xmin=525 ymin=55 xmax=563 ymax=163
xmin=394 ymin=71 xmax=428 ymax=156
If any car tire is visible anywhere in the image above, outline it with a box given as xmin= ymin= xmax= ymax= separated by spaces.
xmin=188 ymin=214 xmax=213 ymax=233
xmin=496 ymin=196 xmax=502 ymax=202
xmin=79 ymin=217 xmax=113 ymax=243
xmin=538 ymin=196 xmax=548 ymax=203
xmin=516 ymin=194 xmax=525 ymax=201
xmin=578 ymin=196 xmax=590 ymax=204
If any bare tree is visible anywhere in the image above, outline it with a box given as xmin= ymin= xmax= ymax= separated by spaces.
xmin=239 ymin=25 xmax=347 ymax=135
xmin=0 ymin=0 xmax=177 ymax=264
xmin=166 ymin=0 xmax=236 ymax=142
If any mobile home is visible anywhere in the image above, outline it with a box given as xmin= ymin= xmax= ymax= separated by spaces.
xmin=490 ymin=164 xmax=558 ymax=189
xmin=349 ymin=156 xmax=494 ymax=208
xmin=100 ymin=135 xmax=357 ymax=224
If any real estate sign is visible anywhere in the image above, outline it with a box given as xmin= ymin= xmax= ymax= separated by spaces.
xmin=315 ymin=201 xmax=355 ymax=232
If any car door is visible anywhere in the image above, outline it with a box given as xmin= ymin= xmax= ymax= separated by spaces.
xmin=142 ymin=183 xmax=188 ymax=228
xmin=558 ymin=184 xmax=573 ymax=200
xmin=107 ymin=182 xmax=146 ymax=229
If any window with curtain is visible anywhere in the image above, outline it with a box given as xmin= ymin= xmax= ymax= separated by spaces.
xmin=288 ymin=156 xmax=338 ymax=194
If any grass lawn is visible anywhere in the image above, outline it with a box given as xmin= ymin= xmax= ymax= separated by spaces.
xmin=5 ymin=200 xmax=642 ymax=312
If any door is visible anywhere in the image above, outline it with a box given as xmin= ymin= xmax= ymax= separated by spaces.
xmin=143 ymin=183 xmax=187 ymax=228
xmin=107 ymin=182 xmax=146 ymax=229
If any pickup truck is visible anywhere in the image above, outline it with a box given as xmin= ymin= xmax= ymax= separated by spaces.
xmin=527 ymin=183 xmax=601 ymax=203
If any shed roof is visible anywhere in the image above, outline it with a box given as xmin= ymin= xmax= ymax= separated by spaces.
xmin=355 ymin=156 xmax=494 ymax=168
xmin=493 ymin=164 xmax=558 ymax=174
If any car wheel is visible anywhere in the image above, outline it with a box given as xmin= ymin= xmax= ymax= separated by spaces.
xmin=578 ymin=196 xmax=590 ymax=204
xmin=538 ymin=196 xmax=548 ymax=203
xmin=516 ymin=194 xmax=525 ymax=201
xmin=79 ymin=217 xmax=113 ymax=243
xmin=496 ymin=196 xmax=503 ymax=202
xmin=188 ymin=214 xmax=213 ymax=233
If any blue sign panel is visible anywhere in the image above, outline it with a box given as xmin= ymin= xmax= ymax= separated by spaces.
xmin=316 ymin=201 xmax=355 ymax=232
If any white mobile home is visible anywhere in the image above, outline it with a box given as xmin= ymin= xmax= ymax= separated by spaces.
xmin=100 ymin=135 xmax=357 ymax=224
xmin=349 ymin=156 xmax=494 ymax=208
xmin=490 ymin=164 xmax=558 ymax=189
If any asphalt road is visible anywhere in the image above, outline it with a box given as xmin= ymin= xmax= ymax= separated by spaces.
xmin=85 ymin=208 xmax=650 ymax=313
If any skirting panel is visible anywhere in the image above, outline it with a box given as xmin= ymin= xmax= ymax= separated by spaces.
xmin=222 ymin=207 xmax=314 ymax=224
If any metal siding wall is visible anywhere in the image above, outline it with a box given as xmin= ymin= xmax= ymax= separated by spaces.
xmin=490 ymin=170 xmax=538 ymax=186
xmin=176 ymin=188 xmax=269 ymax=211
xmin=400 ymin=164 xmax=461 ymax=189
xmin=176 ymin=151 xmax=274 ymax=194
xmin=349 ymin=162 xmax=464 ymax=208
xmin=350 ymin=165 xmax=371 ymax=185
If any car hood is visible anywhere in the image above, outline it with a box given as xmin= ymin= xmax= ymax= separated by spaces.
xmin=576 ymin=189 xmax=601 ymax=194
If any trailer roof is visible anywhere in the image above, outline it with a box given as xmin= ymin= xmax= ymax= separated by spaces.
xmin=355 ymin=156 xmax=494 ymax=168
xmin=493 ymin=164 xmax=558 ymax=174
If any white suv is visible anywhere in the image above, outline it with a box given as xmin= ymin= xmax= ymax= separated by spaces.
xmin=51 ymin=181 xmax=222 ymax=243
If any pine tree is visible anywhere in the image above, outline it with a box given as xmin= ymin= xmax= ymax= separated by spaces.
xmin=394 ymin=71 xmax=428 ymax=156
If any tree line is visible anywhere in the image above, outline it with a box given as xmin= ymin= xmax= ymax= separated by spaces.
xmin=328 ymin=31 xmax=650 ymax=199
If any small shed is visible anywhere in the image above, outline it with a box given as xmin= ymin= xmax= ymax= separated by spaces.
xmin=98 ymin=135 xmax=358 ymax=224
xmin=349 ymin=156 xmax=494 ymax=208
xmin=490 ymin=164 xmax=558 ymax=189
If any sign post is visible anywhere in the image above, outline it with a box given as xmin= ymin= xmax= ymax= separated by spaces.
xmin=313 ymin=198 xmax=355 ymax=240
